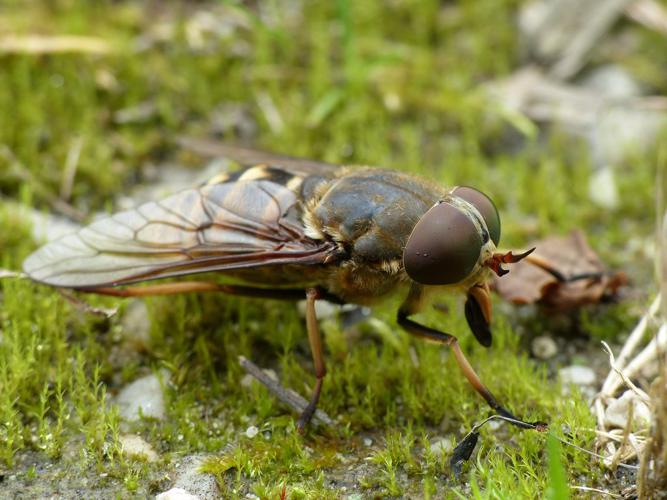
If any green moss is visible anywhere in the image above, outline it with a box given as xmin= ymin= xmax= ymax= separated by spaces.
xmin=0 ymin=0 xmax=660 ymax=497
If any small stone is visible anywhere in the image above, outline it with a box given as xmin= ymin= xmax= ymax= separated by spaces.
xmin=121 ymin=300 xmax=152 ymax=352
xmin=559 ymin=365 xmax=596 ymax=387
xmin=429 ymin=437 xmax=453 ymax=457
xmin=604 ymin=391 xmax=652 ymax=431
xmin=588 ymin=167 xmax=619 ymax=210
xmin=531 ymin=335 xmax=558 ymax=360
xmin=156 ymin=487 xmax=200 ymax=500
xmin=115 ymin=370 xmax=169 ymax=421
xmin=363 ymin=437 xmax=373 ymax=447
xmin=172 ymin=454 xmax=219 ymax=500
xmin=119 ymin=434 xmax=158 ymax=462
xmin=580 ymin=64 xmax=642 ymax=99
xmin=245 ymin=425 xmax=259 ymax=438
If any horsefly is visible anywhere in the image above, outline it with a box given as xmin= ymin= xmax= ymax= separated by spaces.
xmin=23 ymin=140 xmax=541 ymax=433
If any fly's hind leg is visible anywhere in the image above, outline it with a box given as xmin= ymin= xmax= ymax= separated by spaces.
xmin=83 ymin=281 xmax=332 ymax=431
xmin=296 ymin=287 xmax=327 ymax=432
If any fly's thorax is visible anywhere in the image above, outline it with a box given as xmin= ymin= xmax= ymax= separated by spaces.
xmin=303 ymin=167 xmax=445 ymax=263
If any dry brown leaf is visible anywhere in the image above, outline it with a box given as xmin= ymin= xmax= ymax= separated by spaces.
xmin=493 ymin=230 xmax=626 ymax=311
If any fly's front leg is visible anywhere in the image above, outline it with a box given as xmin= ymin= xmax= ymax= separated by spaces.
xmin=523 ymin=254 xmax=606 ymax=283
xmin=296 ymin=287 xmax=327 ymax=432
xmin=397 ymin=308 xmax=537 ymax=430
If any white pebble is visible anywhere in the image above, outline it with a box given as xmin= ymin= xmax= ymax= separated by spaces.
xmin=604 ymin=391 xmax=652 ymax=431
xmin=559 ymin=365 xmax=596 ymax=387
xmin=531 ymin=335 xmax=558 ymax=360
xmin=363 ymin=437 xmax=373 ymax=447
xmin=119 ymin=434 xmax=158 ymax=462
xmin=588 ymin=167 xmax=619 ymax=210
xmin=115 ymin=371 xmax=169 ymax=421
xmin=245 ymin=426 xmax=259 ymax=438
xmin=429 ymin=437 xmax=453 ymax=457
xmin=156 ymin=487 xmax=200 ymax=500
xmin=171 ymin=454 xmax=219 ymax=500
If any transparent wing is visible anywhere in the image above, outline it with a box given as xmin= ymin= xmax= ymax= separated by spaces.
xmin=177 ymin=137 xmax=339 ymax=176
xmin=23 ymin=178 xmax=336 ymax=289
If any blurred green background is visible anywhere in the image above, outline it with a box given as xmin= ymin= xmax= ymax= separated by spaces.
xmin=0 ymin=0 xmax=665 ymax=497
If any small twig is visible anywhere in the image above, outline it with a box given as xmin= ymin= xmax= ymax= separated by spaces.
xmin=551 ymin=433 xmax=640 ymax=471
xmin=0 ymin=269 xmax=26 ymax=280
xmin=601 ymin=341 xmax=652 ymax=405
xmin=600 ymin=295 xmax=660 ymax=397
xmin=595 ymin=429 xmax=648 ymax=442
xmin=238 ymin=356 xmax=334 ymax=427
xmin=549 ymin=0 xmax=635 ymax=80
xmin=255 ymin=91 xmax=284 ymax=134
xmin=0 ymin=145 xmax=86 ymax=222
xmin=60 ymin=137 xmax=83 ymax=201
xmin=626 ymin=0 xmax=667 ymax=35
xmin=57 ymin=289 xmax=118 ymax=318
xmin=0 ymin=35 xmax=112 ymax=54
xmin=571 ymin=485 xmax=621 ymax=498
xmin=619 ymin=324 xmax=667 ymax=387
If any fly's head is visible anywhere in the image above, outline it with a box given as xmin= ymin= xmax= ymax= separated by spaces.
xmin=403 ymin=186 xmax=534 ymax=290
xmin=402 ymin=186 xmax=533 ymax=347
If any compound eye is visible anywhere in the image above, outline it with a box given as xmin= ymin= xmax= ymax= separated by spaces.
xmin=452 ymin=186 xmax=501 ymax=246
xmin=403 ymin=202 xmax=483 ymax=285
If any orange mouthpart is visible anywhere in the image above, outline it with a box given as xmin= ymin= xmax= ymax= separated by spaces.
xmin=484 ymin=248 xmax=536 ymax=277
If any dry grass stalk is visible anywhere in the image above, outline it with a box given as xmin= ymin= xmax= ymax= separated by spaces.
xmin=593 ymin=299 xmax=663 ymax=473
xmin=0 ymin=35 xmax=112 ymax=54
xmin=637 ymin=362 xmax=667 ymax=497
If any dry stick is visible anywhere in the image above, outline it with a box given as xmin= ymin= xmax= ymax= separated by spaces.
xmin=56 ymin=289 xmax=118 ymax=319
xmin=60 ymin=137 xmax=83 ymax=201
xmin=0 ymin=269 xmax=26 ymax=279
xmin=595 ymin=295 xmax=661 ymax=429
xmin=549 ymin=0 xmax=635 ymax=80
xmin=0 ymin=145 xmax=86 ymax=222
xmin=601 ymin=341 xmax=652 ymax=404
xmin=600 ymin=295 xmax=660 ymax=396
xmin=626 ymin=0 xmax=667 ymax=35
xmin=571 ymin=486 xmax=621 ymax=498
xmin=615 ymin=324 xmax=667 ymax=393
xmin=238 ymin=356 xmax=334 ymax=427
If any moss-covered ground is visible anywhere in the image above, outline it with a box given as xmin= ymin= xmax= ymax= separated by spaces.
xmin=0 ymin=1 xmax=664 ymax=498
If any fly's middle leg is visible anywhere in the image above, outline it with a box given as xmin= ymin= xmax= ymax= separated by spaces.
xmin=296 ymin=287 xmax=327 ymax=432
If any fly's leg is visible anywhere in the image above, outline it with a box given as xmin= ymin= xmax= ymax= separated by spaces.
xmin=83 ymin=282 xmax=307 ymax=300
xmin=397 ymin=311 xmax=537 ymax=430
xmin=523 ymin=254 xmax=607 ymax=283
xmin=82 ymin=281 xmax=334 ymax=430
xmin=296 ymin=287 xmax=327 ymax=432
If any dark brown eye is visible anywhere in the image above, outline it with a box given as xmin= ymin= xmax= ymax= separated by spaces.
xmin=403 ymin=202 xmax=483 ymax=285
xmin=452 ymin=186 xmax=501 ymax=246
